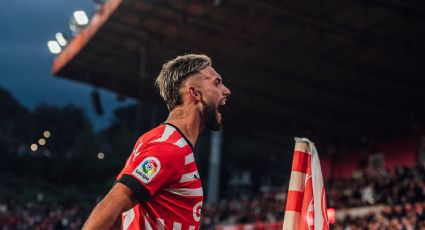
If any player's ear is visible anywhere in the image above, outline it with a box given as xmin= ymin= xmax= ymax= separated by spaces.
xmin=189 ymin=87 xmax=201 ymax=103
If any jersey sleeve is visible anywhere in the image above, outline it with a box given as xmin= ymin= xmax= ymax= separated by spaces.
xmin=117 ymin=142 xmax=185 ymax=200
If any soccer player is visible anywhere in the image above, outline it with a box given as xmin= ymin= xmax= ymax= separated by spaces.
xmin=82 ymin=54 xmax=231 ymax=230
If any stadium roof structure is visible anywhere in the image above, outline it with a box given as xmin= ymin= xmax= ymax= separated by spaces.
xmin=52 ymin=0 xmax=425 ymax=153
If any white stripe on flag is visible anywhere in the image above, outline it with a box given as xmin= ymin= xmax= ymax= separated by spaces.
xmin=282 ymin=210 xmax=300 ymax=230
xmin=288 ymin=171 xmax=306 ymax=192
xmin=311 ymin=140 xmax=327 ymax=229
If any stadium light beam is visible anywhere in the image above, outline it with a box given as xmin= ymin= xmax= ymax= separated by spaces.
xmin=47 ymin=41 xmax=61 ymax=54
xmin=55 ymin=32 xmax=68 ymax=46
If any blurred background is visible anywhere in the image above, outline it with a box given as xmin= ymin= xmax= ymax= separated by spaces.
xmin=1 ymin=0 xmax=425 ymax=229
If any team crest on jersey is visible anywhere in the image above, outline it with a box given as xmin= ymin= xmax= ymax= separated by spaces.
xmin=193 ymin=201 xmax=203 ymax=222
xmin=132 ymin=157 xmax=161 ymax=184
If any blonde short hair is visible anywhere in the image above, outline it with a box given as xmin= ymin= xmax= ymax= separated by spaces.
xmin=155 ymin=54 xmax=212 ymax=111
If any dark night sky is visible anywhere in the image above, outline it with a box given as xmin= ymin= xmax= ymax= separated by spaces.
xmin=0 ymin=0 xmax=136 ymax=130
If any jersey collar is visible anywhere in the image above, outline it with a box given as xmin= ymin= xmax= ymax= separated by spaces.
xmin=162 ymin=122 xmax=194 ymax=150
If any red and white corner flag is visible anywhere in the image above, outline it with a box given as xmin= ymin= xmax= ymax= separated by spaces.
xmin=283 ymin=138 xmax=329 ymax=230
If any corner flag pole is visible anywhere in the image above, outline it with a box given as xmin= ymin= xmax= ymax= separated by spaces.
xmin=283 ymin=138 xmax=329 ymax=230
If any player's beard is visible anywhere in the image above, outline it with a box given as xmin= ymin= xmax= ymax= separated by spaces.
xmin=200 ymin=96 xmax=221 ymax=131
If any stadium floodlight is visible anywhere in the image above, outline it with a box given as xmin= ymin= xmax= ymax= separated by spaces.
xmin=55 ymin=32 xmax=68 ymax=46
xmin=38 ymin=138 xmax=46 ymax=146
xmin=73 ymin=10 xmax=89 ymax=26
xmin=43 ymin=130 xmax=51 ymax=138
xmin=30 ymin=144 xmax=38 ymax=151
xmin=47 ymin=40 xmax=62 ymax=54
xmin=70 ymin=10 xmax=90 ymax=34
xmin=97 ymin=152 xmax=105 ymax=160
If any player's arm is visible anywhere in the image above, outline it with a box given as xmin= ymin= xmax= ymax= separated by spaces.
xmin=82 ymin=182 xmax=139 ymax=230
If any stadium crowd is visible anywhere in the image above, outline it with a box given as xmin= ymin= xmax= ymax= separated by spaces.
xmin=326 ymin=163 xmax=425 ymax=208
xmin=202 ymin=163 xmax=425 ymax=228
xmin=201 ymin=192 xmax=285 ymax=228
xmin=333 ymin=202 xmax=425 ymax=230
xmin=0 ymin=202 xmax=88 ymax=230
xmin=1 ymin=163 xmax=425 ymax=229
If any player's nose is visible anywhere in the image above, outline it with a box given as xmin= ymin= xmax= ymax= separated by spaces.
xmin=223 ymin=84 xmax=231 ymax=97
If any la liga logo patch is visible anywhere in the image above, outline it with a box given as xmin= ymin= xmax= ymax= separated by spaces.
xmin=142 ymin=159 xmax=158 ymax=174
xmin=133 ymin=156 xmax=161 ymax=184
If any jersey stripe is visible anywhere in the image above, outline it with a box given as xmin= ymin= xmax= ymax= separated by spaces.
xmin=122 ymin=208 xmax=135 ymax=230
xmin=164 ymin=187 xmax=203 ymax=197
xmin=173 ymin=222 xmax=182 ymax=230
xmin=184 ymin=153 xmax=195 ymax=165
xmin=153 ymin=125 xmax=175 ymax=143
xmin=174 ymin=137 xmax=187 ymax=148
xmin=131 ymin=141 xmax=144 ymax=160
xmin=144 ymin=214 xmax=153 ymax=230
xmin=180 ymin=171 xmax=200 ymax=183
xmin=183 ymin=162 xmax=197 ymax=174
xmin=157 ymin=218 xmax=164 ymax=230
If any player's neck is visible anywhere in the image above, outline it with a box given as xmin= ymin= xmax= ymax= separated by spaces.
xmin=165 ymin=106 xmax=204 ymax=148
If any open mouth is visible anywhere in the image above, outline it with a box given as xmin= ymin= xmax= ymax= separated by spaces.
xmin=217 ymin=98 xmax=227 ymax=120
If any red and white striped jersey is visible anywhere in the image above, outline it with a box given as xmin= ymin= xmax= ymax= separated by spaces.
xmin=117 ymin=123 xmax=203 ymax=230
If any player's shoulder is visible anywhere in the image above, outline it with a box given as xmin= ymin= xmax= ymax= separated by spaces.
xmin=146 ymin=141 xmax=186 ymax=155
xmin=138 ymin=124 xmax=169 ymax=143
xmin=140 ymin=123 xmax=192 ymax=153
xmin=135 ymin=142 xmax=185 ymax=171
